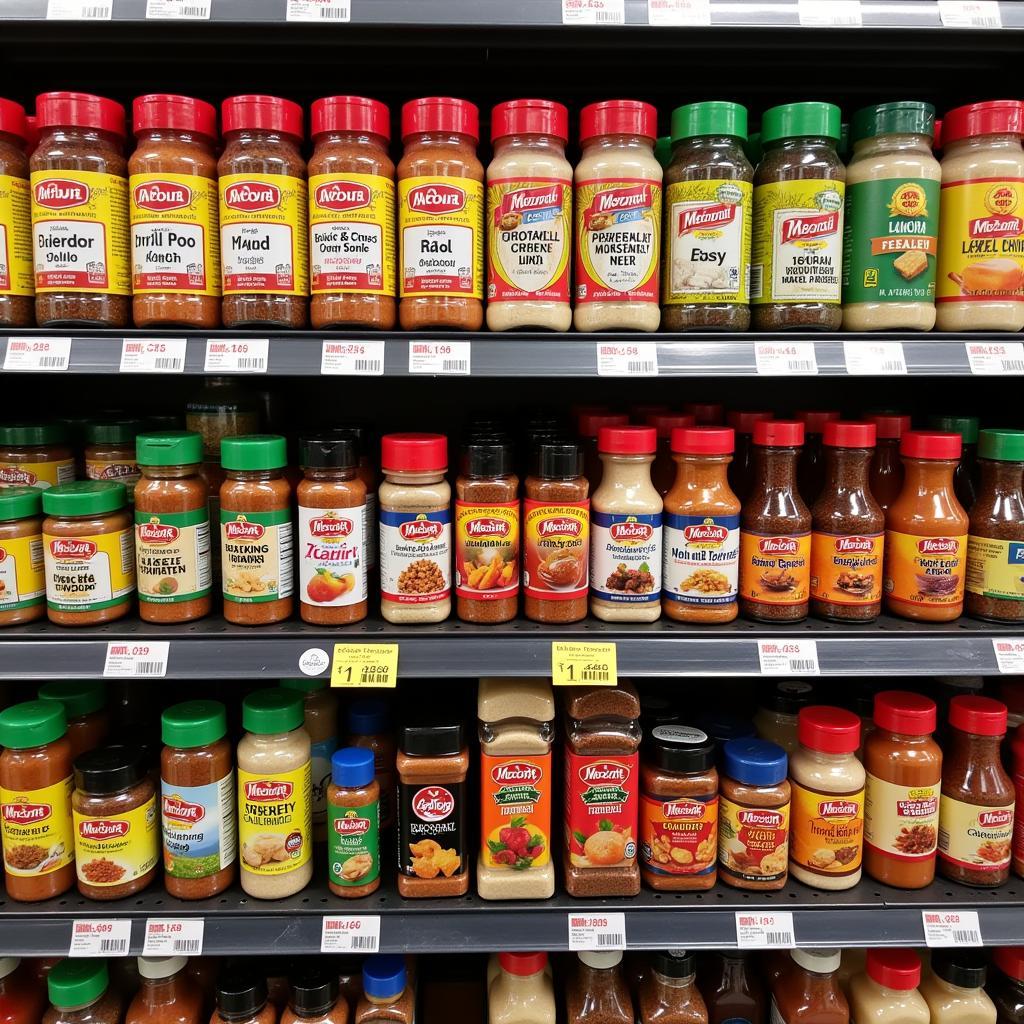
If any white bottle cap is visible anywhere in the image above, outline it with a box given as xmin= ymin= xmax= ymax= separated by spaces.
xmin=792 ymin=948 xmax=842 ymax=974
xmin=137 ymin=956 xmax=187 ymax=980
xmin=578 ymin=951 xmax=623 ymax=969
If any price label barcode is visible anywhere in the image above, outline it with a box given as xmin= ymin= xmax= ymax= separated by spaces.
xmin=104 ymin=641 xmax=170 ymax=678
xmin=47 ymin=0 xmax=112 ymax=17
xmin=993 ymin=638 xmax=1024 ymax=674
xmin=757 ymin=640 xmax=820 ymax=676
xmin=408 ymin=340 xmax=471 ymax=376
xmin=938 ymin=1 xmax=1001 ymax=28
xmin=562 ymin=0 xmax=625 ymax=23
xmin=69 ymin=919 xmax=132 ymax=957
xmin=568 ymin=912 xmax=626 ymax=950
xmin=120 ymin=337 xmax=187 ymax=373
xmin=552 ymin=642 xmax=618 ymax=687
xmin=321 ymin=339 xmax=385 ymax=376
xmin=646 ymin=0 xmax=710 ymax=25
xmin=595 ymin=342 xmax=659 ymax=377
xmin=286 ymin=0 xmax=351 ymax=20
xmin=798 ymin=0 xmax=861 ymax=25
xmin=146 ymin=0 xmax=212 ymax=17
xmin=735 ymin=912 xmax=795 ymax=948
xmin=331 ymin=643 xmax=399 ymax=689
xmin=843 ymin=340 xmax=908 ymax=376
xmin=204 ymin=338 xmax=269 ymax=373
xmin=965 ymin=341 xmax=1024 ymax=375
xmin=143 ymin=919 xmax=204 ymax=956
xmin=754 ymin=341 xmax=818 ymax=376
xmin=922 ymin=910 xmax=982 ymax=947
xmin=4 ymin=336 xmax=72 ymax=372
xmin=321 ymin=915 xmax=381 ymax=953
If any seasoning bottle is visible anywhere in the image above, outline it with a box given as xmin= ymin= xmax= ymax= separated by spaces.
xmin=347 ymin=698 xmax=396 ymax=831
xmin=297 ymin=431 xmax=368 ymax=626
xmin=31 ymin=91 xmax=130 ymax=327
xmin=327 ymin=747 xmax=380 ymax=899
xmin=751 ymin=102 xmax=845 ymax=331
xmin=739 ymin=421 xmax=811 ymax=623
xmin=795 ymin=409 xmax=840 ymax=507
xmin=0 ymin=700 xmax=74 ymax=901
xmin=867 ymin=413 xmax=912 ymax=512
xmin=883 ymin=431 xmax=969 ymax=622
xmin=579 ymin=413 xmax=628 ymax=492
xmin=355 ymin=957 xmax=414 ymax=1024
xmin=160 ymin=699 xmax=236 ymax=900
xmin=486 ymin=98 xmax=573 ymax=332
xmin=727 ymin=410 xmax=772 ymax=503
xmin=397 ymin=97 xmax=484 ymax=330
xmin=456 ymin=439 xmax=519 ymax=624
xmin=989 ymin=948 xmax=1024 ymax=1024
xmin=967 ymin=428 xmax=1024 ymax=623
xmin=920 ymin=951 xmax=996 ymax=1024
xmin=789 ymin=706 xmax=864 ymax=891
xmin=637 ymin=951 xmax=706 ymax=1024
xmin=212 ymin=969 xmax=275 ymax=1024
xmin=378 ymin=433 xmax=451 ymax=624
xmin=38 ymin=680 xmax=109 ymax=760
xmin=0 ymin=487 xmax=45 ymax=626
xmin=84 ymin=419 xmax=142 ymax=502
xmin=662 ymin=101 xmax=753 ymax=331
xmin=129 ymin=93 xmax=220 ymax=330
xmin=936 ymin=100 xmax=1024 ymax=332
xmin=574 ymin=99 xmax=662 ymax=332
xmin=218 ymin=94 xmax=309 ymax=329
xmin=770 ymin=950 xmax=848 ymax=1024
xmin=282 ymin=969 xmax=345 ymax=1024
xmin=489 ymin=953 xmax=555 ymax=1024
xmin=308 ymin=94 xmax=395 ymax=331
xmin=280 ymin=679 xmax=338 ymax=841
xmin=126 ymin=956 xmax=204 ymax=1024
xmin=848 ymin=949 xmax=927 ymax=1024
xmin=0 ymin=423 xmax=74 ymax=491
xmin=219 ymin=435 xmax=294 ymax=626
xmin=929 ymin=413 xmax=979 ymax=510
xmin=640 ymin=725 xmax=719 ymax=890
xmin=566 ymin=952 xmax=633 ymax=1024
xmin=701 ymin=953 xmax=765 ymax=1024
xmin=134 ymin=431 xmax=212 ymax=624
xmin=0 ymin=98 xmax=32 ymax=329
xmin=44 ymin=960 xmax=122 ymax=1024
xmin=0 ymin=958 xmax=46 ymax=1024
xmin=72 ymin=744 xmax=159 ymax=900
xmin=938 ymin=694 xmax=1014 ymax=887
xmin=564 ymin=683 xmax=642 ymax=897
xmin=647 ymin=414 xmax=695 ymax=497
xmin=753 ymin=681 xmax=816 ymax=754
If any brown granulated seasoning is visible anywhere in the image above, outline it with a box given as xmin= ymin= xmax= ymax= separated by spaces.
xmin=81 ymin=857 xmax=126 ymax=884
xmin=5 ymin=843 xmax=48 ymax=870
xmin=0 ymin=100 xmax=33 ymax=328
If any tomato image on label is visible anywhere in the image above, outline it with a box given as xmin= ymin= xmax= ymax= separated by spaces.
xmin=299 ymin=505 xmax=365 ymax=607
xmin=481 ymin=752 xmax=551 ymax=870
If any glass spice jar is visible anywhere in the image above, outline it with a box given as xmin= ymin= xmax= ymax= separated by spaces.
xmin=726 ymin=410 xmax=772 ymax=503
xmin=0 ymin=486 xmax=45 ymax=626
xmin=38 ymin=680 xmax=110 ymax=761
xmin=796 ymin=409 xmax=841 ymax=507
xmin=866 ymin=413 xmax=911 ymax=513
xmin=84 ymin=418 xmax=143 ymax=503
xmin=0 ymin=422 xmax=75 ymax=491
xmin=0 ymin=98 xmax=33 ymax=329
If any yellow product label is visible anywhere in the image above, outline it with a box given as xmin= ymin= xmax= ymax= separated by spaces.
xmin=0 ymin=173 xmax=33 ymax=296
xmin=864 ymin=774 xmax=939 ymax=861
xmin=398 ymin=174 xmax=484 ymax=299
xmin=664 ymin=178 xmax=751 ymax=305
xmin=0 ymin=776 xmax=74 ymax=876
xmin=309 ymin=172 xmax=395 ymax=296
xmin=43 ymin=528 xmax=136 ymax=613
xmin=718 ymin=796 xmax=790 ymax=884
xmin=789 ymin=780 xmax=864 ymax=877
xmin=966 ymin=534 xmax=1024 ymax=602
xmin=810 ymin=531 xmax=883 ymax=605
xmin=936 ymin=177 xmax=1024 ymax=303
xmin=331 ymin=642 xmax=398 ymax=688
xmin=0 ymin=530 xmax=44 ymax=611
xmin=73 ymin=795 xmax=158 ymax=887
xmin=129 ymin=171 xmax=221 ymax=296
xmin=937 ymin=794 xmax=1013 ymax=873
xmin=739 ymin=531 xmax=811 ymax=606
xmin=0 ymin=458 xmax=75 ymax=491
xmin=238 ymin=763 xmax=312 ymax=876
xmin=883 ymin=530 xmax=967 ymax=609
xmin=30 ymin=169 xmax=130 ymax=295
xmin=85 ymin=459 xmax=140 ymax=504
xmin=219 ymin=173 xmax=308 ymax=297
xmin=455 ymin=500 xmax=519 ymax=601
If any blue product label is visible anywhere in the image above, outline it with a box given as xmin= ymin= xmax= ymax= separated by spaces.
xmin=311 ymin=735 xmax=338 ymax=825
xmin=590 ymin=510 xmax=662 ymax=603
xmin=662 ymin=512 xmax=740 ymax=605
xmin=378 ymin=507 xmax=452 ymax=604
xmin=161 ymin=772 xmax=237 ymax=879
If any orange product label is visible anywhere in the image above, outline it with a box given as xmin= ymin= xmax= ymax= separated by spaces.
xmin=480 ymin=751 xmax=551 ymax=870
xmin=718 ymin=796 xmax=789 ymax=885
xmin=565 ymin=750 xmax=638 ymax=870
xmin=789 ymin=780 xmax=864 ymax=878
xmin=640 ymin=792 xmax=718 ymax=877
xmin=884 ymin=530 xmax=967 ymax=609
xmin=522 ymin=498 xmax=589 ymax=601
xmin=738 ymin=531 xmax=811 ymax=605
xmin=938 ymin=794 xmax=1013 ymax=873
xmin=810 ymin=531 xmax=883 ymax=605
xmin=455 ymin=500 xmax=519 ymax=601
xmin=864 ymin=774 xmax=939 ymax=862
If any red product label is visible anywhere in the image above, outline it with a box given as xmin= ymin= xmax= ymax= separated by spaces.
xmin=133 ymin=180 xmax=192 ymax=212
xmin=564 ymin=750 xmax=638 ymax=870
xmin=640 ymin=792 xmax=718 ymax=876
xmin=162 ymin=795 xmax=205 ymax=824
xmin=522 ymin=498 xmax=589 ymax=601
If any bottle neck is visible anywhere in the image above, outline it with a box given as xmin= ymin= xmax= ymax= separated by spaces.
xmin=140 ymin=463 xmax=199 ymax=480
xmin=302 ymin=466 xmax=356 ymax=482
xmin=949 ymin=725 xmax=1003 ymax=760
xmin=751 ymin=445 xmax=799 ymax=490
xmin=822 ymin=446 xmax=873 ymax=492
xmin=582 ymin=133 xmax=655 ymax=155
xmin=405 ymin=130 xmax=476 ymax=153
xmin=672 ymin=452 xmax=732 ymax=489
xmin=979 ymin=457 xmax=1024 ymax=497
xmin=137 ymin=127 xmax=213 ymax=151
xmin=493 ymin=132 xmax=567 ymax=157
xmin=314 ymin=128 xmax=388 ymax=154
xmin=226 ymin=468 xmax=282 ymax=482
xmin=900 ymin=456 xmax=958 ymax=494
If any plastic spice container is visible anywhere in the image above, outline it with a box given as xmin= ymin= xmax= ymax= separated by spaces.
xmin=347 ymin=698 xmax=395 ymax=830
xmin=486 ymin=98 xmax=572 ymax=332
xmin=31 ymin=91 xmax=130 ymax=327
xmin=84 ymin=419 xmax=142 ymax=501
xmin=751 ymin=102 xmax=845 ymax=331
xmin=44 ymin=961 xmax=121 ymax=1024
xmin=848 ymin=951 xmax=928 ymax=1024
xmin=72 ymin=744 xmax=158 ymax=900
xmin=355 ymin=957 xmax=415 ymax=1024
xmin=282 ymin=969 xmax=345 ymax=1024
xmin=160 ymin=700 xmax=236 ymax=900
xmin=0 ymin=98 xmax=32 ymax=328
xmin=637 ymin=951 xmax=707 ymax=1024
xmin=378 ymin=433 xmax=451 ymax=623
xmin=280 ymin=678 xmax=339 ymax=840
xmin=726 ymin=410 xmax=772 ymax=503
xmin=218 ymin=95 xmax=309 ymax=329
xmin=397 ymin=97 xmax=484 ymax=330
xmin=219 ymin=435 xmax=294 ymax=625
xmin=0 ymin=423 xmax=75 ymax=491
xmin=771 ymin=949 xmax=848 ymax=1024
xmin=928 ymin=413 xmax=979 ymax=511
xmin=566 ymin=952 xmax=633 ymax=1024
xmin=327 ymin=747 xmax=380 ymax=898
xmin=0 ymin=486 xmax=45 ymax=626
xmin=989 ymin=948 xmax=1024 ymax=1024
xmin=308 ymin=95 xmax=395 ymax=331
xmin=936 ymin=100 xmax=1024 ymax=332
xmin=795 ymin=409 xmax=841 ymax=506
xmin=38 ymin=680 xmax=109 ymax=760
xmin=867 ymin=413 xmax=912 ymax=512
xmin=126 ymin=955 xmax=204 ymax=1024
xmin=919 ymin=951 xmax=996 ymax=1024
xmin=662 ymin=101 xmax=753 ymax=332
xmin=42 ymin=481 xmax=135 ymax=627
xmin=574 ymin=100 xmax=662 ymax=332
xmin=490 ymin=953 xmax=556 ymax=1024
xmin=213 ymin=969 xmax=275 ymax=1024
xmin=789 ymin=706 xmax=865 ymax=890
xmin=129 ymin=93 xmax=220 ymax=329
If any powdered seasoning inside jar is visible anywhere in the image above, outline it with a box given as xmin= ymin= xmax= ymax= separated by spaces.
xmin=0 ymin=98 xmax=33 ymax=328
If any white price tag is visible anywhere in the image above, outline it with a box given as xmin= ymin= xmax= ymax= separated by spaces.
xmin=757 ymin=640 xmax=820 ymax=676
xmin=204 ymin=337 xmax=269 ymax=373
xmin=286 ymin=0 xmax=351 ymax=20
xmin=922 ymin=910 xmax=982 ymax=947
xmin=647 ymin=0 xmax=710 ymax=25
xmin=596 ymin=342 xmax=659 ymax=377
xmin=320 ymin=916 xmax=381 ymax=952
xmin=938 ymin=1 xmax=1001 ymax=28
xmin=843 ymin=340 xmax=907 ymax=375
xmin=321 ymin=339 xmax=385 ymax=376
xmin=69 ymin=919 xmax=132 ymax=957
xmin=104 ymin=641 xmax=170 ymax=678
xmin=562 ymin=0 xmax=625 ymax=24
xmin=408 ymin=340 xmax=471 ymax=375
xmin=3 ymin=336 xmax=71 ymax=371
xmin=754 ymin=341 xmax=817 ymax=375
xmin=120 ymin=337 xmax=187 ymax=373
xmin=47 ymin=0 xmax=112 ymax=17
xmin=798 ymin=0 xmax=861 ymax=25
xmin=146 ymin=0 xmax=211 ymax=17
xmin=965 ymin=341 xmax=1024 ymax=375
xmin=143 ymin=919 xmax=204 ymax=956
xmin=993 ymin=638 xmax=1024 ymax=674
xmin=735 ymin=911 xmax=795 ymax=949
xmin=567 ymin=912 xmax=627 ymax=951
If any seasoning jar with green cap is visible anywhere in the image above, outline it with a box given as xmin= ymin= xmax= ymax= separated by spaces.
xmin=0 ymin=422 xmax=74 ymax=490
xmin=135 ymin=430 xmax=212 ymax=624
xmin=41 ymin=480 xmax=135 ymax=627
xmin=237 ymin=688 xmax=312 ymax=899
xmin=84 ymin=418 xmax=143 ymax=501
xmin=662 ymin=100 xmax=753 ymax=332
xmin=751 ymin=101 xmax=845 ymax=331
xmin=0 ymin=486 xmax=45 ymax=626
xmin=966 ymin=428 xmax=1024 ymax=623
xmin=38 ymin=680 xmax=109 ymax=759
xmin=46 ymin=959 xmax=122 ymax=1024
xmin=219 ymin=434 xmax=293 ymax=626
xmin=842 ymin=101 xmax=940 ymax=332
xmin=928 ymin=414 xmax=979 ymax=509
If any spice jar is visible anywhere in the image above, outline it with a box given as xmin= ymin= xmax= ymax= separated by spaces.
xmin=213 ymin=969 xmax=274 ymax=1024
xmin=308 ymin=95 xmax=395 ymax=331
xmin=574 ymin=100 xmax=662 ymax=332
xmin=281 ymin=678 xmax=339 ymax=840
xmin=920 ymin=951 xmax=996 ymax=1024
xmin=327 ymin=746 xmax=380 ymax=898
xmin=218 ymin=94 xmax=309 ymax=328
xmin=848 ymin=950 xmax=928 ymax=1024
xmin=44 ymin=961 xmax=122 ymax=1024
xmin=989 ymin=948 xmax=1024 ymax=1024
xmin=726 ymin=410 xmax=772 ymax=503
xmin=638 ymin=951 xmax=706 ymax=1024
xmin=129 ymin=93 xmax=220 ymax=329
xmin=662 ymin=101 xmax=753 ymax=331
xmin=566 ymin=952 xmax=633 ymax=1024
xmin=490 ymin=953 xmax=555 ymax=1024
xmin=128 ymin=956 xmax=204 ymax=1024
xmin=751 ymin=101 xmax=845 ymax=331
xmin=72 ymin=744 xmax=158 ymax=900
xmin=283 ymin=969 xmax=344 ymax=1024
xmin=0 ymin=486 xmax=45 ymax=626
xmin=0 ymin=422 xmax=75 ymax=491
xmin=355 ymin=957 xmax=415 ymax=1024
xmin=42 ymin=481 xmax=135 ymax=627
xmin=84 ymin=418 xmax=142 ymax=501
xmin=648 ymin=414 xmax=695 ymax=497
xmin=0 ymin=98 xmax=32 ymax=328
xmin=397 ymin=97 xmax=484 ymax=330
xmin=38 ymin=680 xmax=109 ymax=760
xmin=754 ymin=681 xmax=817 ymax=754
xmin=31 ymin=91 xmax=130 ymax=327
xmin=579 ymin=412 xmax=628 ymax=491
xmin=774 ymin=952 xmax=848 ymax=1024
xmin=867 ymin=413 xmax=911 ymax=512
xmin=796 ymin=409 xmax=840 ymax=506
xmin=347 ymin=698 xmax=395 ymax=830
xmin=936 ymin=100 xmax=1024 ymax=332
xmin=336 ymin=422 xmax=379 ymax=570
xmin=929 ymin=412 xmax=980 ymax=511
xmin=702 ymin=953 xmax=765 ymax=1024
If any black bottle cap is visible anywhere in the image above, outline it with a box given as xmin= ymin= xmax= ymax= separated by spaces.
xmin=653 ymin=950 xmax=696 ymax=979
xmin=461 ymin=440 xmax=515 ymax=478
xmin=401 ymin=720 xmax=464 ymax=757
xmin=216 ymin=968 xmax=268 ymax=1017
xmin=289 ymin=968 xmax=338 ymax=1016
xmin=531 ymin=441 xmax=583 ymax=479
xmin=931 ymin=949 xmax=987 ymax=989
xmin=73 ymin=744 xmax=147 ymax=795
xmin=299 ymin=430 xmax=358 ymax=470
xmin=647 ymin=725 xmax=716 ymax=773
xmin=764 ymin=679 xmax=817 ymax=715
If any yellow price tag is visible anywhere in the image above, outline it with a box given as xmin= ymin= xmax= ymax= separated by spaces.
xmin=331 ymin=643 xmax=398 ymax=688
xmin=551 ymin=642 xmax=617 ymax=687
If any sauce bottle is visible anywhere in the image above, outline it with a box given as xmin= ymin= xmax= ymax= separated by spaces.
xmin=648 ymin=414 xmax=696 ymax=498
xmin=700 ymin=953 xmax=765 ymax=1024
xmin=848 ymin=950 xmax=927 ymax=1024
xmin=566 ymin=952 xmax=633 ymax=1024
xmin=355 ymin=956 xmax=414 ymax=1024
xmin=929 ymin=414 xmax=979 ymax=511
xmin=866 ymin=414 xmax=912 ymax=513
xmin=795 ymin=410 xmax=841 ymax=506
xmin=726 ymin=410 xmax=772 ymax=503
xmin=770 ymin=949 xmax=848 ymax=1024
xmin=919 ymin=951 xmax=996 ymax=1024
xmin=488 ymin=953 xmax=555 ymax=1024
xmin=126 ymin=956 xmax=203 ymax=1024
xmin=638 ymin=950 xmax=707 ymax=1024
xmin=988 ymin=948 xmax=1024 ymax=1024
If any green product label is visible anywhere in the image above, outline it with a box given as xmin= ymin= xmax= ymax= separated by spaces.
xmin=136 ymin=506 xmax=212 ymax=605
xmin=328 ymin=798 xmax=380 ymax=888
xmin=841 ymin=176 xmax=940 ymax=305
xmin=220 ymin=506 xmax=294 ymax=604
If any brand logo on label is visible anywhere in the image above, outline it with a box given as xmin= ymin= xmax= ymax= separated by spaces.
xmin=491 ymin=761 xmax=542 ymax=786
xmin=609 ymin=518 xmax=654 ymax=543
xmin=683 ymin=522 xmax=728 ymax=543
xmin=494 ymin=183 xmax=562 ymax=223
xmin=591 ymin=183 xmax=651 ymax=215
xmin=309 ymin=516 xmax=353 ymax=538
xmin=79 ymin=819 xmax=129 ymax=840
xmin=536 ymin=517 xmax=582 ymax=538
xmin=49 ymin=538 xmax=97 ymax=560
xmin=399 ymin=518 xmax=443 ymax=541
xmin=818 ymin=800 xmax=859 ymax=818
xmin=407 ymin=183 xmax=466 ymax=214
xmin=333 ymin=815 xmax=371 ymax=835
xmin=888 ymin=182 xmax=928 ymax=219
xmin=758 ymin=536 xmax=798 ymax=554
xmin=411 ymin=786 xmax=455 ymax=821
xmin=780 ymin=211 xmax=838 ymax=244
xmin=314 ymin=180 xmax=372 ymax=212
xmin=465 ymin=516 xmax=511 ymax=539
xmin=0 ymin=467 xmax=35 ymax=486
xmin=968 ymin=215 xmax=1023 ymax=238
xmin=579 ymin=761 xmax=630 ymax=785
xmin=224 ymin=518 xmax=266 ymax=541
xmin=138 ymin=520 xmax=180 ymax=544
xmin=224 ymin=181 xmax=282 ymax=212
xmin=979 ymin=809 xmax=1012 ymax=828
xmin=1 ymin=802 xmax=51 ymax=824
xmin=133 ymin=180 xmax=192 ymax=211
xmin=34 ymin=178 xmax=89 ymax=209
xmin=678 ymin=201 xmax=736 ymax=235
xmin=662 ymin=799 xmax=706 ymax=819
xmin=917 ymin=537 xmax=959 ymax=554
xmin=738 ymin=809 xmax=784 ymax=828
xmin=244 ymin=780 xmax=293 ymax=801
xmin=985 ymin=183 xmax=1020 ymax=217
xmin=834 ymin=536 xmax=874 ymax=553
xmin=162 ymin=795 xmax=205 ymax=824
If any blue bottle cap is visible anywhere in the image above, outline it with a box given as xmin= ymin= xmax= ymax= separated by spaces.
xmin=723 ymin=738 xmax=788 ymax=786
xmin=331 ymin=747 xmax=375 ymax=788
xmin=348 ymin=698 xmax=391 ymax=735
xmin=363 ymin=955 xmax=406 ymax=1001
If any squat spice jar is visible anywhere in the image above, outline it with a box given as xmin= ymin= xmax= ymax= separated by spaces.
xmin=0 ymin=98 xmax=33 ymax=328
xmin=84 ymin=419 xmax=142 ymax=502
xmin=0 ymin=423 xmax=75 ymax=491
xmin=327 ymin=747 xmax=380 ymax=898
xmin=0 ymin=487 xmax=45 ymax=626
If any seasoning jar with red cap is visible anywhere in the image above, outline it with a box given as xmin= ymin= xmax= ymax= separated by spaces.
xmin=685 ymin=402 xmax=724 ymax=425
xmin=990 ymin=947 xmax=1024 ymax=1023
xmin=397 ymin=97 xmax=484 ymax=331
xmin=726 ymin=411 xmax=772 ymax=502
xmin=489 ymin=953 xmax=555 ymax=1024
xmin=646 ymin=413 xmax=695 ymax=496
xmin=867 ymin=412 xmax=912 ymax=512
xmin=487 ymin=99 xmax=573 ymax=332
xmin=849 ymin=950 xmax=929 ymax=1024
xmin=308 ymin=95 xmax=395 ymax=331
xmin=218 ymin=94 xmax=309 ymax=329
xmin=795 ymin=408 xmax=841 ymax=505
xmin=0 ymin=97 xmax=32 ymax=328
xmin=578 ymin=411 xmax=628 ymax=491
xmin=129 ymin=94 xmax=220 ymax=330
xmin=574 ymin=99 xmax=663 ymax=332
xmin=938 ymin=694 xmax=1014 ymax=887
xmin=31 ymin=91 xmax=130 ymax=327
xmin=590 ymin=425 xmax=663 ymax=622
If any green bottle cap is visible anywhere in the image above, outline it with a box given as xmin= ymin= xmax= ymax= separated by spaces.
xmin=221 ymin=435 xmax=287 ymax=472
xmin=0 ymin=486 xmax=42 ymax=521
xmin=280 ymin=678 xmax=328 ymax=693
xmin=760 ymin=102 xmax=841 ymax=145
xmin=654 ymin=135 xmax=672 ymax=168
xmin=0 ymin=422 xmax=68 ymax=446
xmin=0 ymin=700 xmax=66 ymax=749
xmin=85 ymin=419 xmax=144 ymax=446
xmin=670 ymin=101 xmax=748 ymax=144
xmin=41 ymin=480 xmax=127 ymax=517
xmin=850 ymin=101 xmax=935 ymax=145
xmin=928 ymin=414 xmax=980 ymax=444
xmin=978 ymin=428 xmax=1024 ymax=462
xmin=47 ymin=960 xmax=108 ymax=1009
xmin=162 ymin=700 xmax=228 ymax=748
xmin=38 ymin=680 xmax=107 ymax=719
xmin=137 ymin=431 xmax=204 ymax=467
xmin=243 ymin=688 xmax=304 ymax=735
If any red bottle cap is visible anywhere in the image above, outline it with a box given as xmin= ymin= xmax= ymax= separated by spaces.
xmin=0 ymin=98 xmax=27 ymax=142
xmin=866 ymin=949 xmax=921 ymax=991
xmin=797 ymin=706 xmax=860 ymax=753
xmin=579 ymin=100 xmax=658 ymax=143
xmin=23 ymin=115 xmax=38 ymax=154
xmin=873 ymin=691 xmax=937 ymax=735
xmin=867 ymin=413 xmax=912 ymax=440
xmin=578 ymin=413 xmax=629 ymax=438
xmin=671 ymin=427 xmax=735 ymax=456
xmin=311 ymin=95 xmax=390 ymax=141
xmin=753 ymin=420 xmax=805 ymax=447
xmin=684 ymin=402 xmax=724 ymax=425
xmin=795 ymin=409 xmax=841 ymax=434
xmin=994 ymin=947 xmax=1024 ymax=983
xmin=900 ymin=430 xmax=962 ymax=460
xmin=647 ymin=413 xmax=695 ymax=439
xmin=492 ymin=99 xmax=568 ymax=143
xmin=727 ymin=410 xmax=773 ymax=434
xmin=381 ymin=433 xmax=447 ymax=473
xmin=222 ymin=95 xmax=303 ymax=140
xmin=498 ymin=952 xmax=548 ymax=977
xmin=943 ymin=99 xmax=1024 ymax=146
xmin=133 ymin=94 xmax=217 ymax=139
xmin=598 ymin=426 xmax=657 ymax=455
xmin=823 ymin=421 xmax=877 ymax=448
xmin=949 ymin=694 xmax=1008 ymax=737
xmin=402 ymin=97 xmax=479 ymax=143
xmin=36 ymin=91 xmax=126 ymax=137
